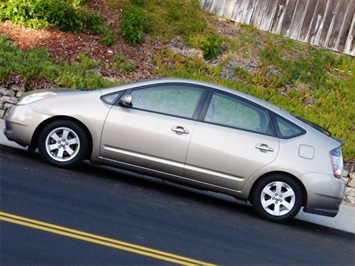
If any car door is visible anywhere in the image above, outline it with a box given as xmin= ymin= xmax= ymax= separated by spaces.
xmin=100 ymin=83 xmax=207 ymax=177
xmin=185 ymin=90 xmax=280 ymax=191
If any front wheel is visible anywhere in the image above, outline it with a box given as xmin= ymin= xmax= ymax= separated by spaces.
xmin=38 ymin=120 xmax=89 ymax=168
xmin=251 ymin=174 xmax=303 ymax=223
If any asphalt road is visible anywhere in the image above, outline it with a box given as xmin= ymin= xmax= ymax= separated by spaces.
xmin=1 ymin=145 xmax=354 ymax=265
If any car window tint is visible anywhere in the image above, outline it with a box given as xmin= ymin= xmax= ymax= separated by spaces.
xmin=205 ymin=92 xmax=272 ymax=134
xmin=130 ymin=85 xmax=204 ymax=118
xmin=275 ymin=115 xmax=304 ymax=138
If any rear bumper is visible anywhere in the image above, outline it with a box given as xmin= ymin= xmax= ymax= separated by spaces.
xmin=301 ymin=172 xmax=346 ymax=217
xmin=303 ymin=206 xmax=339 ymax=217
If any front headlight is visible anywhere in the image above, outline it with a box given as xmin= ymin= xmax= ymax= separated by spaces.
xmin=17 ymin=91 xmax=57 ymax=105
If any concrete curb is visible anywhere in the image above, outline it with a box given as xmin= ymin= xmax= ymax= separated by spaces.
xmin=1 ymin=120 xmax=354 ymax=233
xmin=296 ymin=205 xmax=354 ymax=233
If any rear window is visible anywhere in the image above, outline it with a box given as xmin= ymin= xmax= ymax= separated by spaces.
xmin=274 ymin=115 xmax=305 ymax=138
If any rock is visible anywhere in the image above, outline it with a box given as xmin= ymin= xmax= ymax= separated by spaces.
xmin=16 ymin=91 xmax=24 ymax=98
xmin=0 ymin=87 xmax=7 ymax=95
xmin=342 ymin=177 xmax=349 ymax=184
xmin=1 ymin=96 xmax=18 ymax=105
xmin=169 ymin=36 xmax=185 ymax=50
xmin=168 ymin=36 xmax=202 ymax=58
xmin=344 ymin=187 xmax=355 ymax=205
xmin=342 ymin=169 xmax=349 ymax=177
xmin=4 ymin=103 xmax=15 ymax=109
xmin=3 ymin=89 xmax=16 ymax=97
xmin=348 ymin=177 xmax=355 ymax=188
xmin=10 ymin=84 xmax=21 ymax=91
xmin=345 ymin=187 xmax=355 ymax=196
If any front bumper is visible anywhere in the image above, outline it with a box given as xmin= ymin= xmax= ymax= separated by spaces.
xmin=3 ymin=104 xmax=50 ymax=147
xmin=302 ymin=172 xmax=346 ymax=217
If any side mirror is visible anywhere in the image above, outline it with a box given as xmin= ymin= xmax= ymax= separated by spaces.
xmin=119 ymin=94 xmax=132 ymax=107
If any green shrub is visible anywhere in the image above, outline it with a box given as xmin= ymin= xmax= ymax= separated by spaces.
xmin=72 ymin=0 xmax=87 ymax=7
xmin=201 ymin=36 xmax=222 ymax=61
xmin=121 ymin=7 xmax=145 ymax=45
xmin=75 ymin=7 xmax=105 ymax=34
xmin=0 ymin=0 xmax=105 ymax=33
xmin=130 ymin=0 xmax=145 ymax=5
xmin=100 ymin=28 xmax=116 ymax=47
xmin=119 ymin=0 xmax=210 ymax=46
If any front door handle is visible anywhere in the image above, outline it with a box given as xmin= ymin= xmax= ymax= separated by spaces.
xmin=256 ymin=144 xmax=274 ymax=152
xmin=172 ymin=126 xmax=190 ymax=135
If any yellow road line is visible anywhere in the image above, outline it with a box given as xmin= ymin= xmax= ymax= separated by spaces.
xmin=0 ymin=211 xmax=217 ymax=266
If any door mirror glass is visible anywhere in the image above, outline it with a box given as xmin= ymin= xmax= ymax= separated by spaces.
xmin=119 ymin=94 xmax=132 ymax=107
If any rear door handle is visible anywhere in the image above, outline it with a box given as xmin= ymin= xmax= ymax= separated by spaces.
xmin=256 ymin=144 xmax=274 ymax=152
xmin=172 ymin=126 xmax=190 ymax=135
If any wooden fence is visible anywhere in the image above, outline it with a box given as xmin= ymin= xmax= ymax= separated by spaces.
xmin=200 ymin=0 xmax=355 ymax=56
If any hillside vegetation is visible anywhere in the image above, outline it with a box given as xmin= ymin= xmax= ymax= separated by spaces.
xmin=0 ymin=0 xmax=354 ymax=159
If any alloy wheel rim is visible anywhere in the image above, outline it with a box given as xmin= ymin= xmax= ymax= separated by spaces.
xmin=45 ymin=127 xmax=80 ymax=162
xmin=260 ymin=181 xmax=296 ymax=216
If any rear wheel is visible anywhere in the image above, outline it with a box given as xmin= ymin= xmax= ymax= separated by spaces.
xmin=38 ymin=120 xmax=89 ymax=168
xmin=251 ymin=174 xmax=303 ymax=223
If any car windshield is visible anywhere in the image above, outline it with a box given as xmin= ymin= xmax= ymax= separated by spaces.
xmin=296 ymin=116 xmax=332 ymax=137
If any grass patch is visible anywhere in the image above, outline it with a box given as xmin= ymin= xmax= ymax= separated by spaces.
xmin=112 ymin=55 xmax=136 ymax=74
xmin=0 ymin=35 xmax=116 ymax=89
xmin=114 ymin=0 xmax=213 ymax=46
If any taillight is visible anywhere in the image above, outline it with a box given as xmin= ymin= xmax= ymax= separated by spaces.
xmin=330 ymin=147 xmax=343 ymax=179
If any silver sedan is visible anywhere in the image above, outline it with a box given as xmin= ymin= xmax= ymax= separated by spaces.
xmin=3 ymin=78 xmax=346 ymax=223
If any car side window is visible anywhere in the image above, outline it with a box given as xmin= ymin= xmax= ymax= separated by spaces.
xmin=101 ymin=91 xmax=123 ymax=104
xmin=274 ymin=115 xmax=305 ymax=138
xmin=205 ymin=92 xmax=273 ymax=135
xmin=130 ymin=85 xmax=204 ymax=119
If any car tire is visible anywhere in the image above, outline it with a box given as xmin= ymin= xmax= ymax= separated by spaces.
xmin=38 ymin=120 xmax=89 ymax=168
xmin=251 ymin=174 xmax=303 ymax=223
